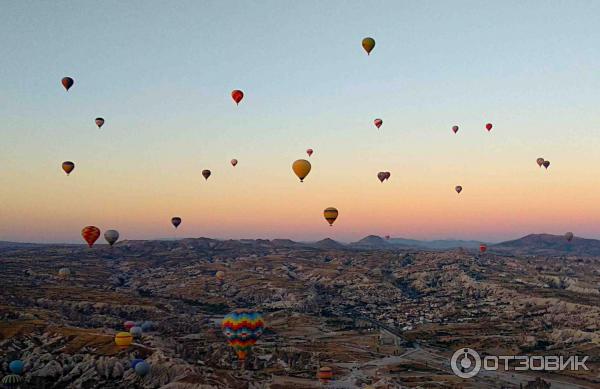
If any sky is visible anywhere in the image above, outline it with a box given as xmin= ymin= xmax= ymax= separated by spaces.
xmin=1 ymin=1 xmax=600 ymax=243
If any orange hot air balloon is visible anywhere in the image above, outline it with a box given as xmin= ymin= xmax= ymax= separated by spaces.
xmin=479 ymin=244 xmax=487 ymax=253
xmin=81 ymin=226 xmax=101 ymax=248
xmin=306 ymin=148 xmax=313 ymax=157
xmin=374 ymin=118 xmax=383 ymax=129
xmin=362 ymin=37 xmax=375 ymax=55
xmin=317 ymin=366 xmax=334 ymax=384
xmin=95 ymin=117 xmax=105 ymax=128
xmin=61 ymin=77 xmax=74 ymax=91
xmin=292 ymin=159 xmax=311 ymax=182
xmin=231 ymin=90 xmax=244 ymax=105
xmin=62 ymin=161 xmax=75 ymax=175
xmin=455 ymin=185 xmax=463 ymax=194
xmin=452 ymin=125 xmax=459 ymax=134
xmin=231 ymin=159 xmax=238 ymax=167
xmin=115 ymin=332 xmax=133 ymax=349
xmin=485 ymin=123 xmax=493 ymax=131
xmin=323 ymin=207 xmax=338 ymax=226
xmin=202 ymin=169 xmax=211 ymax=180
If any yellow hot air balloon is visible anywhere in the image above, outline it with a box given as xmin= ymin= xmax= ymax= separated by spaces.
xmin=362 ymin=37 xmax=375 ymax=55
xmin=292 ymin=159 xmax=311 ymax=182
xmin=323 ymin=207 xmax=338 ymax=226
xmin=115 ymin=332 xmax=133 ymax=348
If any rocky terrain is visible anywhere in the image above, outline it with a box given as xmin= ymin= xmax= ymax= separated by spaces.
xmin=1 ymin=237 xmax=599 ymax=388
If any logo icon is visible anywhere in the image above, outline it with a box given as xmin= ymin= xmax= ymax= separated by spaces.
xmin=451 ymin=348 xmax=481 ymax=378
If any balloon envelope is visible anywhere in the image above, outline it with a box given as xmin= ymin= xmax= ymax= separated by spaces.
xmin=292 ymin=159 xmax=311 ymax=182
xmin=452 ymin=125 xmax=459 ymax=134
xmin=62 ymin=161 xmax=75 ymax=175
xmin=306 ymin=148 xmax=313 ymax=157
xmin=171 ymin=217 xmax=182 ymax=229
xmin=485 ymin=123 xmax=493 ymax=131
xmin=9 ymin=360 xmax=23 ymax=375
xmin=114 ymin=332 xmax=133 ymax=348
xmin=202 ymin=169 xmax=211 ymax=180
xmin=222 ymin=309 xmax=265 ymax=360
xmin=216 ymin=270 xmax=225 ymax=280
xmin=104 ymin=230 xmax=119 ymax=246
xmin=455 ymin=186 xmax=463 ymax=194
xmin=130 ymin=326 xmax=143 ymax=337
xmin=362 ymin=37 xmax=375 ymax=55
xmin=231 ymin=159 xmax=238 ymax=167
xmin=124 ymin=321 xmax=135 ymax=331
xmin=135 ymin=361 xmax=150 ymax=376
xmin=323 ymin=207 xmax=338 ymax=226
xmin=231 ymin=90 xmax=244 ymax=105
xmin=318 ymin=366 xmax=334 ymax=383
xmin=131 ymin=359 xmax=144 ymax=369
xmin=543 ymin=160 xmax=550 ymax=169
xmin=479 ymin=244 xmax=487 ymax=253
xmin=374 ymin=118 xmax=383 ymax=129
xmin=95 ymin=118 xmax=104 ymax=128
xmin=536 ymin=158 xmax=545 ymax=167
xmin=61 ymin=77 xmax=74 ymax=91
xmin=565 ymin=232 xmax=574 ymax=242
xmin=81 ymin=226 xmax=101 ymax=248
xmin=377 ymin=172 xmax=386 ymax=183
xmin=58 ymin=267 xmax=71 ymax=279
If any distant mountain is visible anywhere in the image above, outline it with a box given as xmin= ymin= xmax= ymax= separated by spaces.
xmin=311 ymin=238 xmax=346 ymax=249
xmin=350 ymin=235 xmax=393 ymax=249
xmin=493 ymin=233 xmax=600 ymax=256
xmin=388 ymin=237 xmax=482 ymax=250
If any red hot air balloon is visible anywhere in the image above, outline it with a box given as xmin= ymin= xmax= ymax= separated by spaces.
xmin=306 ymin=148 xmax=313 ymax=157
xmin=231 ymin=90 xmax=244 ymax=105
xmin=452 ymin=125 xmax=459 ymax=134
xmin=485 ymin=123 xmax=493 ymax=131
xmin=202 ymin=169 xmax=211 ymax=180
xmin=81 ymin=226 xmax=101 ymax=248
xmin=61 ymin=77 xmax=74 ymax=91
xmin=377 ymin=172 xmax=386 ymax=183
xmin=479 ymin=244 xmax=487 ymax=253
xmin=374 ymin=118 xmax=383 ymax=129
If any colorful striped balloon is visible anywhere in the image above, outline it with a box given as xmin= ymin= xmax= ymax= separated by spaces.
xmin=221 ymin=309 xmax=264 ymax=360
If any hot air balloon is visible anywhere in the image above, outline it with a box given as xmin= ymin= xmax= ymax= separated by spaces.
xmin=452 ymin=125 xmax=459 ymax=134
xmin=231 ymin=90 xmax=244 ymax=105
xmin=323 ymin=207 xmax=338 ymax=226
xmin=130 ymin=326 xmax=143 ymax=338
xmin=62 ymin=161 xmax=75 ymax=175
xmin=1 ymin=374 xmax=22 ymax=388
xmin=384 ymin=172 xmax=391 ymax=180
xmin=543 ymin=160 xmax=550 ymax=169
xmin=8 ymin=360 xmax=23 ymax=375
xmin=306 ymin=148 xmax=313 ymax=157
xmin=479 ymin=244 xmax=487 ymax=253
xmin=377 ymin=172 xmax=386 ymax=183
xmin=141 ymin=321 xmax=154 ymax=332
xmin=58 ymin=267 xmax=71 ymax=279
xmin=61 ymin=77 xmax=74 ymax=91
xmin=455 ymin=186 xmax=463 ymax=194
xmin=134 ymin=361 xmax=150 ymax=377
xmin=485 ymin=123 xmax=493 ymax=131
xmin=292 ymin=159 xmax=311 ymax=182
xmin=362 ymin=37 xmax=375 ymax=55
xmin=115 ymin=332 xmax=133 ymax=349
xmin=124 ymin=321 xmax=135 ymax=331
xmin=385 ymin=235 xmax=390 ymax=240
xmin=104 ymin=230 xmax=119 ymax=246
xmin=95 ymin=117 xmax=105 ymax=128
xmin=231 ymin=159 xmax=238 ymax=167
xmin=222 ymin=308 xmax=265 ymax=360
xmin=536 ymin=158 xmax=545 ymax=167
xmin=317 ymin=366 xmax=334 ymax=384
xmin=374 ymin=118 xmax=383 ymax=129
xmin=81 ymin=226 xmax=100 ymax=248
xmin=202 ymin=169 xmax=211 ymax=180
xmin=565 ymin=232 xmax=574 ymax=242
xmin=216 ymin=270 xmax=225 ymax=281
xmin=131 ymin=359 xmax=144 ymax=369
xmin=171 ymin=217 xmax=182 ymax=229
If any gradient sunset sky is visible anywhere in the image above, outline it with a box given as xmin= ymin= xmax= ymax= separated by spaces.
xmin=1 ymin=1 xmax=599 ymax=243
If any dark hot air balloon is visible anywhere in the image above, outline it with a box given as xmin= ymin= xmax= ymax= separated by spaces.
xmin=455 ymin=185 xmax=463 ymax=194
xmin=543 ymin=160 xmax=550 ymax=169
xmin=306 ymin=148 xmax=313 ymax=157
xmin=202 ymin=169 xmax=211 ymax=180
xmin=377 ymin=172 xmax=386 ymax=183
xmin=95 ymin=118 xmax=104 ymax=128
xmin=171 ymin=217 xmax=182 ymax=229
xmin=485 ymin=123 xmax=493 ymax=131
xmin=104 ymin=230 xmax=119 ymax=246
xmin=362 ymin=37 xmax=375 ymax=55
xmin=231 ymin=90 xmax=244 ymax=105
xmin=61 ymin=77 xmax=74 ymax=91
xmin=536 ymin=158 xmax=545 ymax=167
xmin=323 ymin=207 xmax=338 ymax=226
xmin=231 ymin=159 xmax=238 ymax=167
xmin=374 ymin=118 xmax=383 ymax=129
xmin=452 ymin=125 xmax=459 ymax=134
xmin=565 ymin=232 xmax=574 ymax=242
xmin=62 ymin=161 xmax=75 ymax=175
